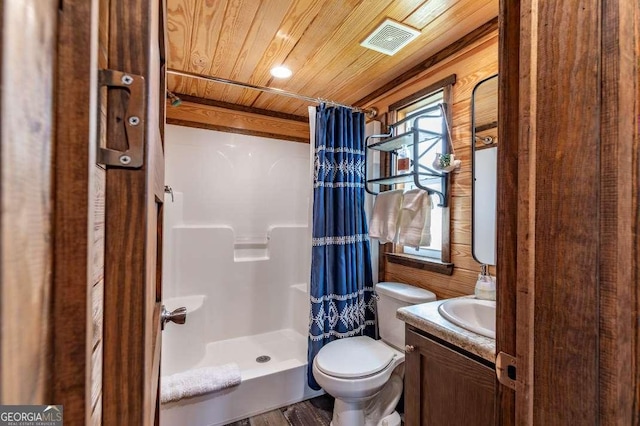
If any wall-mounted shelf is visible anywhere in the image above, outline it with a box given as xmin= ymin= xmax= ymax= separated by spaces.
xmin=368 ymin=129 xmax=442 ymax=152
xmin=365 ymin=103 xmax=451 ymax=207
xmin=368 ymin=172 xmax=442 ymax=186
xmin=474 ymin=121 xmax=498 ymax=133
xmin=367 ymin=173 xmax=415 ymax=186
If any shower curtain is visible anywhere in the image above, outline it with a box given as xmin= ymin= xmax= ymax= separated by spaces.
xmin=307 ymin=104 xmax=376 ymax=390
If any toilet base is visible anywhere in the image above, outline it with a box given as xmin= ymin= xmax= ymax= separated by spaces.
xmin=324 ymin=363 xmax=405 ymax=426
xmin=331 ymin=398 xmax=367 ymax=426
xmin=377 ymin=411 xmax=401 ymax=426
xmin=329 ymin=405 xmax=401 ymax=426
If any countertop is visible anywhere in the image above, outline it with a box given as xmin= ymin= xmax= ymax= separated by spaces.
xmin=396 ymin=296 xmax=496 ymax=363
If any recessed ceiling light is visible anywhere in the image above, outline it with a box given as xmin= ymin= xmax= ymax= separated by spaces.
xmin=270 ymin=66 xmax=293 ymax=79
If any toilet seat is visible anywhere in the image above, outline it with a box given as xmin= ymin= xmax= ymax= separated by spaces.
xmin=315 ymin=336 xmax=396 ymax=379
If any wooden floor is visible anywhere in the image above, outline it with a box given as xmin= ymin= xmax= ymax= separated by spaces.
xmin=226 ymin=394 xmax=334 ymax=426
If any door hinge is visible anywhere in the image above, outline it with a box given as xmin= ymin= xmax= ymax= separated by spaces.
xmin=495 ymin=351 xmax=518 ymax=390
xmin=97 ymin=69 xmax=146 ymax=168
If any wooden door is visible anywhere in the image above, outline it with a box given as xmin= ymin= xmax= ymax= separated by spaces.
xmin=497 ymin=1 xmax=639 ymax=424
xmin=53 ymin=0 xmax=109 ymax=423
xmin=101 ymin=0 xmax=166 ymax=425
xmin=495 ymin=0 xmax=519 ymax=424
xmin=50 ymin=0 xmax=166 ymax=422
xmin=0 ymin=0 xmax=58 ymax=405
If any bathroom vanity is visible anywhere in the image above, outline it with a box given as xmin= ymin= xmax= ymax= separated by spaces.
xmin=397 ymin=298 xmax=496 ymax=425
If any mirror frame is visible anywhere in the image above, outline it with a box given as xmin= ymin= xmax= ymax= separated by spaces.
xmin=471 ymin=73 xmax=499 ymax=266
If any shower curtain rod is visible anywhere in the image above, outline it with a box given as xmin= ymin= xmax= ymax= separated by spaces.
xmin=166 ymin=69 xmax=378 ymax=118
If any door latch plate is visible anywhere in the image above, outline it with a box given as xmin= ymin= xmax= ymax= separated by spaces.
xmin=495 ymin=351 xmax=518 ymax=390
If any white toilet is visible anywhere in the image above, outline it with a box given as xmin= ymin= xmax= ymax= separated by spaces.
xmin=312 ymin=282 xmax=436 ymax=426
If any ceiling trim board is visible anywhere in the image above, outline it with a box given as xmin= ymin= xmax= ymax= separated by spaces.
xmin=356 ymin=17 xmax=499 ymax=107
xmin=166 ymin=118 xmax=310 ymax=144
xmin=388 ymin=74 xmax=457 ymax=111
xmin=172 ymin=93 xmax=309 ymax=123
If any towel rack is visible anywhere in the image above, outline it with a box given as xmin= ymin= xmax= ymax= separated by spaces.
xmin=364 ymin=103 xmax=452 ymax=207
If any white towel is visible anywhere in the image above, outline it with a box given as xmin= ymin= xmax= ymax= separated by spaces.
xmin=369 ymin=189 xmax=404 ymax=243
xmin=161 ymin=363 xmax=241 ymax=404
xmin=398 ymin=189 xmax=432 ymax=248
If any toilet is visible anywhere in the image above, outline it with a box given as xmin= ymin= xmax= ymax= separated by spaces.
xmin=312 ymin=282 xmax=436 ymax=426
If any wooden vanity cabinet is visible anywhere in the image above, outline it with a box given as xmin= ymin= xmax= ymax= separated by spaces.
xmin=404 ymin=326 xmax=496 ymax=426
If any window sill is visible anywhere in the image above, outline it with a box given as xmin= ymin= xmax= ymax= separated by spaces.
xmin=385 ymin=253 xmax=454 ymax=276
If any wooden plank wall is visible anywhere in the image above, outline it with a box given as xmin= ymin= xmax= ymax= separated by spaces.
xmin=364 ymin=32 xmax=498 ymax=299
xmin=507 ymin=0 xmax=639 ymax=422
xmin=0 ymin=0 xmax=57 ymax=404
xmin=529 ymin=1 xmax=601 ymax=421
xmin=598 ymin=1 xmax=637 ymax=422
xmin=636 ymin=5 xmax=640 ymax=420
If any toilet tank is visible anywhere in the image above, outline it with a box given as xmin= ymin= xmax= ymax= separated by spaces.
xmin=376 ymin=282 xmax=436 ymax=350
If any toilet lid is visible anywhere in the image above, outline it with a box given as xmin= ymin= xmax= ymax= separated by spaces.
xmin=315 ymin=336 xmax=396 ymax=379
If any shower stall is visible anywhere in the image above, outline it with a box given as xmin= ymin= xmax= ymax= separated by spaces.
xmin=160 ymin=125 xmax=320 ymax=426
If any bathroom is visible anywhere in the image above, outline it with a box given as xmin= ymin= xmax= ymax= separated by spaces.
xmin=157 ymin=0 xmax=637 ymax=424
xmin=159 ymin=2 xmax=501 ymax=424
xmin=0 ymin=1 xmax=637 ymax=425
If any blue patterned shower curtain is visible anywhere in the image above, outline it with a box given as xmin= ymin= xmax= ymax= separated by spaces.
xmin=307 ymin=104 xmax=376 ymax=390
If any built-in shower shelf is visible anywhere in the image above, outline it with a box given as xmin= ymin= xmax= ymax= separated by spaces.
xmin=233 ymin=239 xmax=269 ymax=262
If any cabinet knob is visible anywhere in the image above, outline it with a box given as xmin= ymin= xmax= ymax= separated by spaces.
xmin=405 ymin=344 xmax=415 ymax=353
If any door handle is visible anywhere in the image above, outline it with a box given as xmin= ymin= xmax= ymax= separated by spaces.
xmin=161 ymin=306 xmax=186 ymax=330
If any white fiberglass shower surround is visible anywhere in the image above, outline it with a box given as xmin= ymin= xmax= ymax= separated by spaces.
xmin=160 ymin=125 xmax=320 ymax=426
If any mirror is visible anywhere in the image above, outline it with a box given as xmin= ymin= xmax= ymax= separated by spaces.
xmin=471 ymin=74 xmax=498 ymax=266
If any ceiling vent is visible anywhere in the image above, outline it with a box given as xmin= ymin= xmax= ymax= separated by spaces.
xmin=360 ymin=19 xmax=421 ymax=56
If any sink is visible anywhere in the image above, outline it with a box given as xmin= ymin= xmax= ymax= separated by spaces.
xmin=437 ymin=298 xmax=496 ymax=338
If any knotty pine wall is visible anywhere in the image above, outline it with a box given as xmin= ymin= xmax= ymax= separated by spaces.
xmin=365 ymin=31 xmax=498 ymax=299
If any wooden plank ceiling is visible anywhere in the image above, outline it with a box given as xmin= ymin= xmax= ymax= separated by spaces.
xmin=167 ymin=0 xmax=498 ymax=117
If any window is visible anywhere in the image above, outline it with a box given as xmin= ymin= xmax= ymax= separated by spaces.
xmin=385 ymin=75 xmax=455 ymax=273
xmin=395 ymin=91 xmax=444 ymax=259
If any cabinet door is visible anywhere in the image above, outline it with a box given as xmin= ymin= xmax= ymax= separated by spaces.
xmin=405 ymin=328 xmax=496 ymax=426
